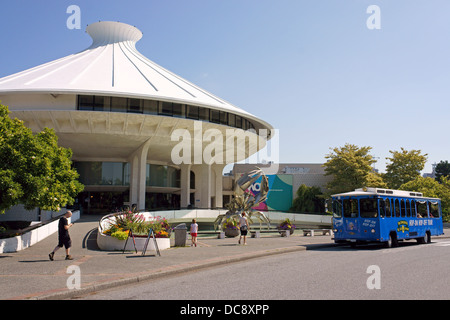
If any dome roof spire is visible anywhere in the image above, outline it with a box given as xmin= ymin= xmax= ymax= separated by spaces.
xmin=86 ymin=21 xmax=143 ymax=48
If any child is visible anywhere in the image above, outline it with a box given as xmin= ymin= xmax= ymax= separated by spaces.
xmin=190 ymin=219 xmax=198 ymax=247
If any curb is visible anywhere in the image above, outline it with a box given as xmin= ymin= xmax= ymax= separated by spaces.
xmin=30 ymin=243 xmax=318 ymax=300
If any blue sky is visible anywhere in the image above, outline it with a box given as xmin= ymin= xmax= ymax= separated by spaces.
xmin=1 ymin=0 xmax=449 ymax=174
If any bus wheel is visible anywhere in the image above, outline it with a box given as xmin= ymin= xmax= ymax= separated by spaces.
xmin=417 ymin=232 xmax=431 ymax=244
xmin=386 ymin=233 xmax=398 ymax=248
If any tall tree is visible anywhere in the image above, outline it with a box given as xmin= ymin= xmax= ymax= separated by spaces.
xmin=384 ymin=148 xmax=427 ymax=189
xmin=0 ymin=103 xmax=84 ymax=214
xmin=323 ymin=143 xmax=380 ymax=194
xmin=435 ymin=160 xmax=450 ymax=183
xmin=290 ymin=184 xmax=325 ymax=213
xmin=400 ymin=176 xmax=450 ymax=221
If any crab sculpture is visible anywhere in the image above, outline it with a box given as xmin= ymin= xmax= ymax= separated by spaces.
xmin=214 ymin=167 xmax=271 ymax=230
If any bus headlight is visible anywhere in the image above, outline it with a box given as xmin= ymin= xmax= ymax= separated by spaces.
xmin=371 ymin=229 xmax=376 ymax=234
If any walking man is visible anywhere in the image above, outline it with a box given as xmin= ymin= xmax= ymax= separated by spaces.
xmin=49 ymin=211 xmax=74 ymax=261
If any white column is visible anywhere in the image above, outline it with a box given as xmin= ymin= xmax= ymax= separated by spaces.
xmin=129 ymin=140 xmax=151 ymax=211
xmin=180 ymin=164 xmax=191 ymax=208
xmin=212 ymin=164 xmax=225 ymax=208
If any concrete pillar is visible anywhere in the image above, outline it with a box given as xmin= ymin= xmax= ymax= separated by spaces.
xmin=180 ymin=164 xmax=191 ymax=208
xmin=212 ymin=164 xmax=225 ymax=208
xmin=129 ymin=140 xmax=151 ymax=211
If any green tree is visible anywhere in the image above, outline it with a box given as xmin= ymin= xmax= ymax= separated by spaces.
xmin=384 ymin=148 xmax=428 ymax=189
xmin=0 ymin=103 xmax=84 ymax=214
xmin=323 ymin=144 xmax=380 ymax=194
xmin=290 ymin=184 xmax=325 ymax=213
xmin=400 ymin=176 xmax=450 ymax=222
xmin=435 ymin=160 xmax=450 ymax=183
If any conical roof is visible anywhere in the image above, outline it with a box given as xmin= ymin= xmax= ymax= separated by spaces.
xmin=0 ymin=21 xmax=272 ymax=131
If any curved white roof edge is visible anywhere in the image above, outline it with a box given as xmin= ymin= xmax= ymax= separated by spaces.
xmin=0 ymin=21 xmax=273 ymax=131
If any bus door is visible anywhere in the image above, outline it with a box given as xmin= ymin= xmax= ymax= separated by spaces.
xmin=358 ymin=197 xmax=379 ymax=239
xmin=342 ymin=197 xmax=360 ymax=237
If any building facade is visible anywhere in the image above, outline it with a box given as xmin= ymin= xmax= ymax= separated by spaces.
xmin=0 ymin=21 xmax=273 ymax=215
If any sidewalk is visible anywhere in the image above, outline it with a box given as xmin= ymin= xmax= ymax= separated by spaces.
xmin=0 ymin=215 xmax=447 ymax=300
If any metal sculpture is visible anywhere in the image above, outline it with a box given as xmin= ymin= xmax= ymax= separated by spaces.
xmin=214 ymin=167 xmax=271 ymax=230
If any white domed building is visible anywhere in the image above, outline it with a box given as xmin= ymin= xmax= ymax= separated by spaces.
xmin=0 ymin=21 xmax=273 ymax=214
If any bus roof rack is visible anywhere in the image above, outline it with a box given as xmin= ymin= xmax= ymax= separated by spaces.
xmin=355 ymin=188 xmax=423 ymax=197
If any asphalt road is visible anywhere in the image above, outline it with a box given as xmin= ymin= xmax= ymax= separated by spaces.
xmin=75 ymin=238 xmax=450 ymax=300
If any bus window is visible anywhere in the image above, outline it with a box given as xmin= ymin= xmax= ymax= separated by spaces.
xmin=379 ymin=199 xmax=386 ymax=218
xmin=405 ymin=199 xmax=411 ymax=217
xmin=333 ymin=200 xmax=343 ymax=218
xmin=385 ymin=198 xmax=391 ymax=217
xmin=417 ymin=201 xmax=427 ymax=218
xmin=400 ymin=199 xmax=405 ymax=217
xmin=343 ymin=199 xmax=358 ymax=218
xmin=360 ymin=198 xmax=378 ymax=218
xmin=429 ymin=202 xmax=440 ymax=218
xmin=395 ymin=199 xmax=401 ymax=217
xmin=411 ymin=200 xmax=416 ymax=217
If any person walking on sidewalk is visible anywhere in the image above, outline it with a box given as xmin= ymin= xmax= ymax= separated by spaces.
xmin=238 ymin=212 xmax=249 ymax=245
xmin=49 ymin=211 xmax=74 ymax=261
xmin=190 ymin=219 xmax=198 ymax=247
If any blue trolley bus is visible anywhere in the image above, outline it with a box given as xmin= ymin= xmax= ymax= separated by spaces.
xmin=332 ymin=188 xmax=444 ymax=248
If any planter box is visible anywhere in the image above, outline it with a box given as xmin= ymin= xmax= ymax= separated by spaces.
xmin=96 ymin=231 xmax=170 ymax=251
xmin=224 ymin=228 xmax=240 ymax=238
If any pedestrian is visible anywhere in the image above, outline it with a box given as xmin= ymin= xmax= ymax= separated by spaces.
xmin=238 ymin=212 xmax=249 ymax=245
xmin=49 ymin=211 xmax=74 ymax=261
xmin=190 ymin=218 xmax=198 ymax=247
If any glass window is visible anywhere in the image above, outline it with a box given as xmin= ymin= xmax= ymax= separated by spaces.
xmin=186 ymin=105 xmax=199 ymax=120
xmin=405 ymin=200 xmax=411 ymax=217
xmin=220 ymin=111 xmax=228 ymax=125
xmin=143 ymin=100 xmax=158 ymax=114
xmin=395 ymin=199 xmax=401 ymax=217
xmin=111 ymin=97 xmax=127 ymax=113
xmin=198 ymin=107 xmax=209 ymax=121
xmin=210 ymin=110 xmax=220 ymax=124
xmin=379 ymin=199 xmax=386 ymax=218
xmin=411 ymin=200 xmax=416 ymax=217
xmin=400 ymin=199 xmax=405 ymax=217
xmin=93 ymin=96 xmax=106 ymax=111
xmin=159 ymin=102 xmax=173 ymax=116
xmin=78 ymin=95 xmax=94 ymax=110
xmin=333 ymin=200 xmax=343 ymax=218
xmin=417 ymin=201 xmax=427 ymax=218
xmin=128 ymin=98 xmax=142 ymax=113
xmin=429 ymin=202 xmax=440 ymax=218
xmin=236 ymin=116 xmax=242 ymax=129
xmin=172 ymin=104 xmax=184 ymax=118
xmin=360 ymin=198 xmax=378 ymax=218
xmin=343 ymin=199 xmax=358 ymax=218
xmin=74 ymin=162 xmax=129 ymax=186
xmin=228 ymin=113 xmax=236 ymax=127
xmin=384 ymin=198 xmax=391 ymax=217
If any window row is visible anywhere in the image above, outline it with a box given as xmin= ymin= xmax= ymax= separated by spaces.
xmin=333 ymin=197 xmax=441 ymax=218
xmin=379 ymin=198 xmax=440 ymax=218
xmin=74 ymin=161 xmax=195 ymax=189
xmin=77 ymin=95 xmax=255 ymax=131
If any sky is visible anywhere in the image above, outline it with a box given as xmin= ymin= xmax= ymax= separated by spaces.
xmin=1 ymin=0 xmax=449 ymax=174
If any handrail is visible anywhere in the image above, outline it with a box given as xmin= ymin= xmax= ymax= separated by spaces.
xmin=0 ymin=210 xmax=80 ymax=239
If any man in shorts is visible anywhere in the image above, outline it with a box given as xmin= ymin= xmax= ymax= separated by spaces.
xmin=49 ymin=211 xmax=74 ymax=261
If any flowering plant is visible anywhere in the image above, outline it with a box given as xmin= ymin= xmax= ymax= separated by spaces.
xmin=278 ymin=218 xmax=296 ymax=230
xmin=103 ymin=209 xmax=171 ymax=239
xmin=222 ymin=218 xmax=238 ymax=230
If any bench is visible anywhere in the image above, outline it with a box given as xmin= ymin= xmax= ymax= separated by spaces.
xmin=302 ymin=229 xmax=332 ymax=237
